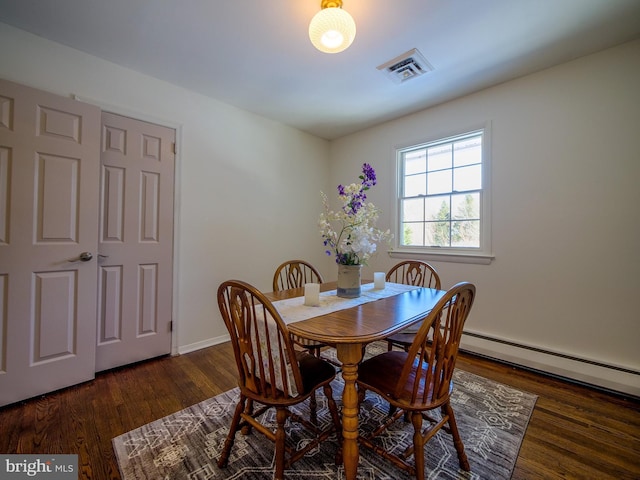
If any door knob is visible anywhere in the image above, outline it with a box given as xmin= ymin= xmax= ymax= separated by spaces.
xmin=68 ymin=252 xmax=93 ymax=262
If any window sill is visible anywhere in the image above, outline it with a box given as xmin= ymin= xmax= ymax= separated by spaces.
xmin=387 ymin=249 xmax=494 ymax=265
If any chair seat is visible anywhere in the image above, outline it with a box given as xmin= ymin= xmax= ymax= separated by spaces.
xmin=385 ymin=332 xmax=416 ymax=349
xmin=358 ymin=351 xmax=449 ymax=407
xmin=292 ymin=335 xmax=342 ymax=369
xmin=291 ymin=333 xmax=325 ymax=348
xmin=296 ymin=351 xmax=336 ymax=394
xmin=387 ymin=331 xmax=433 ymax=352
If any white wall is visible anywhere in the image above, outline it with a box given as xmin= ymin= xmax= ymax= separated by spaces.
xmin=330 ymin=39 xmax=640 ymax=396
xmin=0 ymin=23 xmax=331 ymax=353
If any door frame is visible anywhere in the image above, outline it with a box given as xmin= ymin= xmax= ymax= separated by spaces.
xmin=75 ymin=95 xmax=182 ymax=356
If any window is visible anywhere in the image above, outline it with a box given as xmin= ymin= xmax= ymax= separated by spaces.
xmin=395 ymin=127 xmax=492 ymax=262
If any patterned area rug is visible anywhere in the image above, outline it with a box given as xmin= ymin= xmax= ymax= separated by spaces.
xmin=113 ymin=344 xmax=537 ymax=479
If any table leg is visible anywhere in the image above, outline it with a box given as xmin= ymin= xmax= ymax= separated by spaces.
xmin=336 ymin=343 xmax=364 ymax=480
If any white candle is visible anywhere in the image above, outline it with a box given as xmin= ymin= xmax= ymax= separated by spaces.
xmin=374 ymin=272 xmax=386 ymax=289
xmin=304 ymin=283 xmax=320 ymax=306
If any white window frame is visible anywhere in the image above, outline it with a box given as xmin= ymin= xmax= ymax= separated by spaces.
xmin=391 ymin=123 xmax=493 ymax=265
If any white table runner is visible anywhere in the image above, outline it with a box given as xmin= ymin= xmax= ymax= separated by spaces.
xmin=272 ymin=282 xmax=419 ymax=325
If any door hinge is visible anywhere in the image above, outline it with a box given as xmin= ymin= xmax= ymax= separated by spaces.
xmin=172 ymin=142 xmax=177 ymax=154
xmin=169 ymin=320 xmax=173 ymax=332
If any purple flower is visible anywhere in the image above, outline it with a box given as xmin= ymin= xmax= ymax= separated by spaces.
xmin=336 ymin=163 xmax=379 ymax=216
xmin=361 ymin=163 xmax=377 ymax=187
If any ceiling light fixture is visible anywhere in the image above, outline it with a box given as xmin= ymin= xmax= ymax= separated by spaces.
xmin=309 ymin=0 xmax=356 ymax=54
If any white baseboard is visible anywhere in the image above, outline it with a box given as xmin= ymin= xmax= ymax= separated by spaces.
xmin=461 ymin=330 xmax=640 ymax=398
xmin=178 ymin=334 xmax=230 ymax=355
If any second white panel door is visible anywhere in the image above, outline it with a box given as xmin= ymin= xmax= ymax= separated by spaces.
xmin=96 ymin=112 xmax=175 ymax=372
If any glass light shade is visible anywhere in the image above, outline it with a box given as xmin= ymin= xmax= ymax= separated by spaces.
xmin=309 ymin=7 xmax=356 ymax=53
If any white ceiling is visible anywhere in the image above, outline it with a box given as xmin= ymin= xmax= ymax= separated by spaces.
xmin=1 ymin=0 xmax=640 ymax=140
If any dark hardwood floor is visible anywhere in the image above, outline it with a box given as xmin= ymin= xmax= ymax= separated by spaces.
xmin=0 ymin=342 xmax=638 ymax=479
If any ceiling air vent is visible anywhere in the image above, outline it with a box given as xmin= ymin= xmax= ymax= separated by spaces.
xmin=377 ymin=48 xmax=433 ymax=84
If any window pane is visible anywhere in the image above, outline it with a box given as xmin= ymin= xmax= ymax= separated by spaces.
xmin=451 ymin=220 xmax=480 ymax=247
xmin=425 ymin=221 xmax=450 ymax=247
xmin=404 ymin=150 xmax=426 ymax=175
xmin=453 ymin=136 xmax=482 ymax=167
xmin=425 ymin=196 xmax=450 ymax=221
xmin=427 ymin=144 xmax=452 ymax=171
xmin=451 ymin=193 xmax=479 ymax=220
xmin=402 ymin=198 xmax=424 ymax=222
xmin=404 ymin=173 xmax=426 ymax=197
xmin=453 ymin=164 xmax=482 ymax=191
xmin=402 ymin=223 xmax=424 ymax=245
xmin=427 ymin=169 xmax=452 ymax=195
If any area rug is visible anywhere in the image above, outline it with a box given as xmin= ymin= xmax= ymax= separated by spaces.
xmin=113 ymin=344 xmax=537 ymax=479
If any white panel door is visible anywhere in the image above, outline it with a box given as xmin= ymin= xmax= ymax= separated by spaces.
xmin=0 ymin=78 xmax=101 ymax=407
xmin=96 ymin=112 xmax=175 ymax=371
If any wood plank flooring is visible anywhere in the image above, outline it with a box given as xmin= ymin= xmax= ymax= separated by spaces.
xmin=0 ymin=342 xmax=638 ymax=480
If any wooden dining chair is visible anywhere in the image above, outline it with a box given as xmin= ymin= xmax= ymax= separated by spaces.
xmin=385 ymin=260 xmax=441 ymax=352
xmin=273 ymin=259 xmax=324 ymax=291
xmin=273 ymin=260 xmax=328 ymax=358
xmin=356 ymin=282 xmax=476 ymax=480
xmin=217 ymin=280 xmax=342 ymax=480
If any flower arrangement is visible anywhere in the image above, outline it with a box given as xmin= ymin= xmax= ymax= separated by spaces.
xmin=319 ymin=163 xmax=392 ymax=265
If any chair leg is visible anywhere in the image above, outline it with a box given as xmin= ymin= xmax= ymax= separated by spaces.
xmin=240 ymin=398 xmax=254 ymax=435
xmin=274 ymin=407 xmax=288 ymax=480
xmin=443 ymin=403 xmax=470 ymax=471
xmin=387 ymin=340 xmax=393 ymax=351
xmin=357 ymin=385 xmax=366 ymax=405
xmin=410 ymin=411 xmax=426 ymax=480
xmin=323 ymin=384 xmax=343 ymax=465
xmin=217 ymin=395 xmax=246 ymax=468
xmin=310 ymin=391 xmax=318 ymax=425
xmin=387 ymin=403 xmax=410 ymax=422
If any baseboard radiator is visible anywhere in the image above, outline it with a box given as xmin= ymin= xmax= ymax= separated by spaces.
xmin=461 ymin=330 xmax=640 ymax=399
